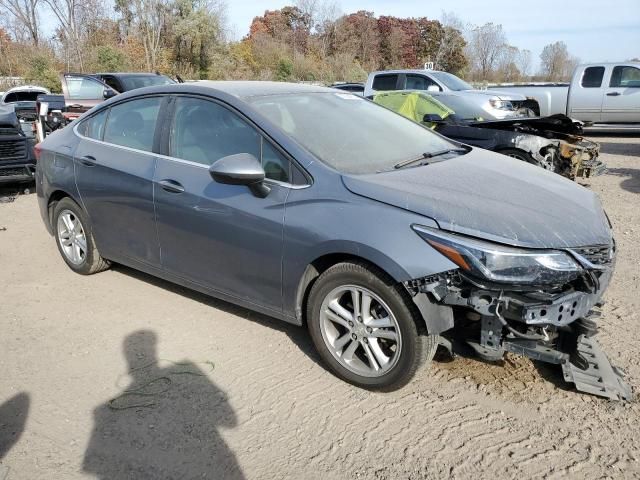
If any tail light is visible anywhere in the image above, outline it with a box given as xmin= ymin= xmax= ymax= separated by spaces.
xmin=34 ymin=142 xmax=42 ymax=162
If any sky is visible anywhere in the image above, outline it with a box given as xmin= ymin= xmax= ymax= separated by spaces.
xmin=226 ymin=0 xmax=640 ymax=69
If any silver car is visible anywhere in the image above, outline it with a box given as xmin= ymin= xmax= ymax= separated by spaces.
xmin=364 ymin=69 xmax=536 ymax=118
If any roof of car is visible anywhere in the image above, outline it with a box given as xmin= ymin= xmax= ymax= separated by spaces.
xmin=94 ymin=72 xmax=169 ymax=77
xmin=183 ymin=81 xmax=337 ymax=98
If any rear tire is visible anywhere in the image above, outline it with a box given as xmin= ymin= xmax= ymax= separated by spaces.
xmin=307 ymin=261 xmax=437 ymax=391
xmin=53 ymin=197 xmax=110 ymax=275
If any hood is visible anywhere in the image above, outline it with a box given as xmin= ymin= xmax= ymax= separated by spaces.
xmin=342 ymin=148 xmax=611 ymax=249
xmin=460 ymin=89 xmax=527 ymax=101
xmin=470 ymin=114 xmax=583 ymax=135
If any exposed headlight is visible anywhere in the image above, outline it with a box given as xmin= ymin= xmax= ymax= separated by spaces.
xmin=413 ymin=226 xmax=582 ymax=285
xmin=489 ymin=99 xmax=515 ymax=111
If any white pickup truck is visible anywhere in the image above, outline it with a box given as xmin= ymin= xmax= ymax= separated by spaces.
xmin=489 ymin=62 xmax=640 ymax=124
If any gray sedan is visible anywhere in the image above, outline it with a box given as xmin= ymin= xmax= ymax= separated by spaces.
xmin=35 ymin=82 xmax=629 ymax=398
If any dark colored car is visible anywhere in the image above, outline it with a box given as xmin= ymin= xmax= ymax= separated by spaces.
xmin=0 ymin=104 xmax=37 ymax=184
xmin=35 ymin=82 xmax=630 ymax=399
xmin=329 ymin=82 xmax=365 ymax=96
xmin=373 ymin=90 xmax=604 ymax=179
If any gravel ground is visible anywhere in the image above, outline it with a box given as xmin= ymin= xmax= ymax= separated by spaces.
xmin=1 ymin=136 xmax=639 ymax=479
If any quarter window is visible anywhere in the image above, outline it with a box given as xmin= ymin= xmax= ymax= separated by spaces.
xmin=261 ymin=139 xmax=290 ymax=183
xmin=581 ymin=67 xmax=605 ymax=88
xmin=103 ymin=97 xmax=161 ymax=152
xmin=372 ymin=74 xmax=399 ymax=91
xmin=78 ymin=109 xmax=109 ymax=140
xmin=610 ymin=66 xmax=640 ymax=88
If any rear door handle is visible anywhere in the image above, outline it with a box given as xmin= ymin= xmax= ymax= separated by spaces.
xmin=606 ymin=92 xmax=621 ymax=96
xmin=158 ymin=179 xmax=185 ymax=194
xmin=79 ymin=155 xmax=97 ymax=166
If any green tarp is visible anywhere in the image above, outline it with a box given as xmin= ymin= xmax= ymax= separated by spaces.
xmin=373 ymin=91 xmax=454 ymax=128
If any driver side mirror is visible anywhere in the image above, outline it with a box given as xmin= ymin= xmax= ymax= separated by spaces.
xmin=423 ymin=113 xmax=443 ymax=123
xmin=103 ymin=89 xmax=117 ymax=100
xmin=209 ymin=153 xmax=271 ymax=198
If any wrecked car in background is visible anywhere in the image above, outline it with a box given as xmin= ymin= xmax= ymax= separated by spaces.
xmin=373 ymin=90 xmax=605 ymax=179
xmin=36 ymin=81 xmax=630 ymax=400
xmin=0 ymin=103 xmax=37 ymax=184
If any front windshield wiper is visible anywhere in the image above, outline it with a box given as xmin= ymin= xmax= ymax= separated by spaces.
xmin=393 ymin=148 xmax=467 ymax=169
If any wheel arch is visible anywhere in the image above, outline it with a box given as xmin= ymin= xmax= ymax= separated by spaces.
xmin=46 ymin=189 xmax=81 ymax=232
xmin=294 ymin=248 xmax=411 ymax=325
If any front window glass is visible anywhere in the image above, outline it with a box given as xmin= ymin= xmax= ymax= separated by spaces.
xmin=610 ymin=66 xmax=640 ymax=88
xmin=429 ymin=71 xmax=473 ymax=91
xmin=103 ymin=97 xmax=161 ymax=151
xmin=65 ymin=76 xmax=105 ymax=99
xmin=249 ymin=92 xmax=457 ymax=174
xmin=405 ymin=75 xmax=441 ymax=91
xmin=169 ymin=97 xmax=260 ymax=166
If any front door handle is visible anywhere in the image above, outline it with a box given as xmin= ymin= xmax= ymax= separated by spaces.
xmin=606 ymin=91 xmax=621 ymax=96
xmin=158 ymin=179 xmax=185 ymax=194
xmin=79 ymin=155 xmax=97 ymax=166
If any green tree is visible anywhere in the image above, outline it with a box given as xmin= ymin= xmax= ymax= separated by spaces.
xmin=24 ymin=54 xmax=61 ymax=92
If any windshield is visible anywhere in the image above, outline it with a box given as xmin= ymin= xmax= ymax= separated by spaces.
xmin=121 ymin=75 xmax=175 ymax=91
xmin=248 ymin=93 xmax=457 ymax=174
xmin=429 ymin=71 xmax=473 ymax=91
xmin=433 ymin=94 xmax=498 ymax=121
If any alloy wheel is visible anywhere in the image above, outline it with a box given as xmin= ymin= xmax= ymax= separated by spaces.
xmin=319 ymin=285 xmax=402 ymax=377
xmin=57 ymin=209 xmax=87 ymax=265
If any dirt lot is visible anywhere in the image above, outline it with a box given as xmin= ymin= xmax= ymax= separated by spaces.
xmin=1 ymin=135 xmax=639 ymax=479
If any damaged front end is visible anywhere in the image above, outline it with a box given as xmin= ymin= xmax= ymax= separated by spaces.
xmin=474 ymin=115 xmax=606 ymax=180
xmin=405 ymin=226 xmax=632 ymax=401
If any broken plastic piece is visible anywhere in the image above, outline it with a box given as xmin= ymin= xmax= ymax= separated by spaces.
xmin=561 ymin=335 xmax=632 ymax=401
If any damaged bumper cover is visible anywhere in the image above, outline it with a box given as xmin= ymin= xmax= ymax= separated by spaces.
xmin=405 ymin=233 xmax=631 ymax=401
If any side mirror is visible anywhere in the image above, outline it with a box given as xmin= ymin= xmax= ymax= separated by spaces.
xmin=103 ymin=89 xmax=117 ymax=100
xmin=209 ymin=153 xmax=271 ymax=198
xmin=423 ymin=113 xmax=443 ymax=123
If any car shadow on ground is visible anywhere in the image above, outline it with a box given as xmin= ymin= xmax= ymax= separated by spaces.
xmin=0 ymin=392 xmax=30 ymax=460
xmin=110 ymin=265 xmax=323 ymax=368
xmin=83 ymin=330 xmax=246 ymax=479
xmin=605 ymin=167 xmax=640 ymax=193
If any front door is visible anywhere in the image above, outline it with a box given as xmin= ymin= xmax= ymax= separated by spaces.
xmin=74 ymin=96 xmax=164 ymax=266
xmin=601 ymin=65 xmax=640 ymax=123
xmin=154 ymin=95 xmax=295 ymax=313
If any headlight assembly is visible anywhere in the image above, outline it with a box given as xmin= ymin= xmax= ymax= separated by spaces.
xmin=489 ymin=99 xmax=515 ymax=111
xmin=413 ymin=225 xmax=582 ymax=285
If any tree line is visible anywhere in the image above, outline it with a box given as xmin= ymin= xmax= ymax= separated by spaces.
xmin=0 ymin=0 xmax=583 ymax=93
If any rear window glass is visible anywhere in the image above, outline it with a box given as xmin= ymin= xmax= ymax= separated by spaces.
xmin=581 ymin=67 xmax=605 ymax=88
xmin=3 ymin=91 xmax=44 ymax=103
xmin=372 ymin=74 xmax=398 ymax=91
xmin=103 ymin=97 xmax=161 ymax=152
xmin=120 ymin=75 xmax=174 ymax=91
xmin=78 ymin=109 xmax=109 ymax=140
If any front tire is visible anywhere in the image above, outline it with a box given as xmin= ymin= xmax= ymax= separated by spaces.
xmin=307 ymin=261 xmax=437 ymax=391
xmin=53 ymin=197 xmax=110 ymax=275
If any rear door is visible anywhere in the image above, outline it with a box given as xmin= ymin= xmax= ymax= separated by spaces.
xmin=73 ymin=96 xmax=165 ymax=267
xmin=153 ymin=95 xmax=301 ymax=313
xmin=601 ymin=64 xmax=640 ymax=123
xmin=567 ymin=65 xmax=605 ymax=122
xmin=61 ymin=74 xmax=117 ymax=116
